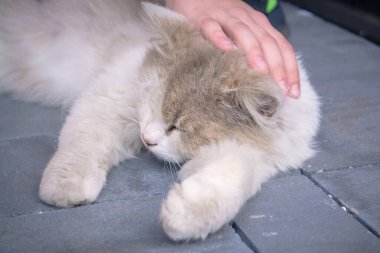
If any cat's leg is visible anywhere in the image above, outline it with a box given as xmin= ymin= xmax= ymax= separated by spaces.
xmin=39 ymin=86 xmax=142 ymax=208
xmin=160 ymin=140 xmax=277 ymax=241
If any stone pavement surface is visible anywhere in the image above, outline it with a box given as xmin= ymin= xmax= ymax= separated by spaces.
xmin=1 ymin=3 xmax=380 ymax=253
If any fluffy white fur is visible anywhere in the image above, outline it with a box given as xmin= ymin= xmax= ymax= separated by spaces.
xmin=0 ymin=1 xmax=320 ymax=241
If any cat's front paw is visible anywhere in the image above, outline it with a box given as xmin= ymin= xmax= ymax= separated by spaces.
xmin=160 ymin=178 xmax=226 ymax=241
xmin=39 ymin=165 xmax=105 ymax=208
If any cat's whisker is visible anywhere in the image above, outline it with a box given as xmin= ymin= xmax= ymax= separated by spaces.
xmin=163 ymin=161 xmax=170 ymax=180
xmin=129 ymin=117 xmax=141 ymax=126
xmin=165 ymin=161 xmax=177 ymax=182
xmin=171 ymin=162 xmax=178 ymax=181
xmin=175 ymin=161 xmax=182 ymax=170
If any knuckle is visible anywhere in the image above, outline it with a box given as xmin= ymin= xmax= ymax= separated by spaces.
xmin=289 ymin=71 xmax=300 ymax=82
xmin=253 ymin=11 xmax=267 ymax=22
xmin=199 ymin=18 xmax=223 ymax=38
xmin=198 ymin=16 xmax=214 ymax=27
xmin=273 ymin=64 xmax=286 ymax=73
xmin=259 ymin=34 xmax=276 ymax=46
xmin=246 ymin=48 xmax=262 ymax=62
xmin=248 ymin=45 xmax=262 ymax=55
xmin=231 ymin=21 xmax=250 ymax=35
xmin=271 ymin=64 xmax=286 ymax=77
xmin=281 ymin=40 xmax=295 ymax=54
xmin=273 ymin=72 xmax=286 ymax=82
xmin=287 ymin=62 xmax=299 ymax=73
xmin=272 ymin=32 xmax=295 ymax=53
xmin=228 ymin=7 xmax=249 ymax=18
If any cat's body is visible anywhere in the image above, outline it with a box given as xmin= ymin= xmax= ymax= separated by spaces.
xmin=0 ymin=0 xmax=320 ymax=241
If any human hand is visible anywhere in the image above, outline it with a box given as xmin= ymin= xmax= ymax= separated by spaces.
xmin=165 ymin=0 xmax=300 ymax=98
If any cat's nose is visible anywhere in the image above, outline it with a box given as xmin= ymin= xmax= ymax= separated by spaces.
xmin=142 ymin=134 xmax=158 ymax=147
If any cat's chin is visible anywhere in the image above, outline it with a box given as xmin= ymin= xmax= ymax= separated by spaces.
xmin=147 ymin=147 xmax=186 ymax=163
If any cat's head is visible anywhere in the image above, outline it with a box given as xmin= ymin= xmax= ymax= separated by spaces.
xmin=138 ymin=17 xmax=283 ymax=163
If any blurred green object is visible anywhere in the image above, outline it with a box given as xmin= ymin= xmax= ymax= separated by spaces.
xmin=266 ymin=0 xmax=278 ymax=14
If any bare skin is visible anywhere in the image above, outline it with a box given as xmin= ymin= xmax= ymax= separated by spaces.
xmin=165 ymin=0 xmax=300 ymax=98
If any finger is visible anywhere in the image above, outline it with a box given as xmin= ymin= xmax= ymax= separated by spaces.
xmin=271 ymin=31 xmax=300 ymax=98
xmin=221 ymin=8 xmax=287 ymax=90
xmin=223 ymin=8 xmax=271 ymax=72
xmin=198 ymin=17 xmax=234 ymax=51
xmin=248 ymin=10 xmax=301 ymax=97
xmin=246 ymin=21 xmax=288 ymax=92
xmin=215 ymin=14 xmax=269 ymax=72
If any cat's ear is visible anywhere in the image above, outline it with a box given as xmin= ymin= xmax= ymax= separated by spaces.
xmin=222 ymin=78 xmax=283 ymax=127
xmin=235 ymin=87 xmax=279 ymax=117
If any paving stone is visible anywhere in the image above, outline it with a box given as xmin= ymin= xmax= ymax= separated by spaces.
xmin=0 ymin=137 xmax=177 ymax=217
xmin=0 ymin=196 xmax=251 ymax=253
xmin=283 ymin=4 xmax=380 ymax=171
xmin=312 ymin=164 xmax=380 ymax=234
xmin=234 ymin=175 xmax=380 ymax=253
xmin=0 ymin=136 xmax=58 ymax=216
xmin=98 ymin=151 xmax=177 ymax=202
xmin=0 ymin=95 xmax=65 ymax=141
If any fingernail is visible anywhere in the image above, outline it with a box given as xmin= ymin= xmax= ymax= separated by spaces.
xmin=255 ymin=57 xmax=268 ymax=71
xmin=290 ymin=84 xmax=300 ymax=98
xmin=277 ymin=80 xmax=288 ymax=93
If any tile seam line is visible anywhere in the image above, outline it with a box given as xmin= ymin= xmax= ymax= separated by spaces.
xmin=300 ymin=168 xmax=380 ymax=239
xmin=1 ymin=193 xmax=164 ymax=219
xmin=305 ymin=161 xmax=380 ymax=175
xmin=230 ymin=221 xmax=261 ymax=253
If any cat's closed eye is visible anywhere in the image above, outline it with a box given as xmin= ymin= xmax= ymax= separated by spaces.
xmin=166 ymin=124 xmax=178 ymax=134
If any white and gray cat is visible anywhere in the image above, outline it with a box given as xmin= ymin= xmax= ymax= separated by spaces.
xmin=0 ymin=0 xmax=320 ymax=241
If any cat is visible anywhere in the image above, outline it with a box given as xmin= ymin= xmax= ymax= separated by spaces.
xmin=0 ymin=0 xmax=320 ymax=241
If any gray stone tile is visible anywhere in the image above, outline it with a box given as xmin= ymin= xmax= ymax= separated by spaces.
xmin=234 ymin=175 xmax=380 ymax=253
xmin=283 ymin=4 xmax=380 ymax=171
xmin=304 ymin=101 xmax=380 ymax=171
xmin=0 ymin=95 xmax=65 ymax=141
xmin=0 ymin=135 xmax=245 ymax=252
xmin=0 ymin=136 xmax=58 ymax=216
xmin=98 ymin=151 xmax=177 ymax=202
xmin=312 ymin=164 xmax=380 ymax=234
xmin=0 ymin=137 xmax=177 ymax=217
xmin=0 ymin=196 xmax=251 ymax=253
